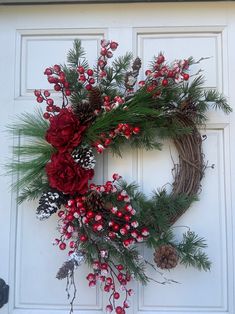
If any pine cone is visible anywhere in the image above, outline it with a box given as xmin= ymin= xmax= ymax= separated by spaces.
xmin=132 ymin=57 xmax=141 ymax=73
xmin=56 ymin=260 xmax=75 ymax=280
xmin=154 ymin=244 xmax=179 ymax=269
xmin=71 ymin=145 xmax=96 ymax=170
xmin=72 ymin=100 xmax=96 ymax=124
xmin=88 ymin=86 xmax=103 ymax=110
xmin=36 ymin=189 xmax=68 ymax=220
xmin=85 ymin=191 xmax=104 ymax=211
xmin=125 ymin=57 xmax=142 ymax=90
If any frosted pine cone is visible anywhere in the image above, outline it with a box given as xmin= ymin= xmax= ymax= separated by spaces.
xmin=36 ymin=189 xmax=68 ymax=220
xmin=71 ymin=145 xmax=96 ymax=170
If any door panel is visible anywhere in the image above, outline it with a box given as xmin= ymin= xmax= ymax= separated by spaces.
xmin=0 ymin=2 xmax=234 ymax=314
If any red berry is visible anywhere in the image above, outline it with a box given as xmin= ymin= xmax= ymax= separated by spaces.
xmin=78 ymin=74 xmax=86 ymax=82
xmin=162 ymin=78 xmax=168 ymax=86
xmin=58 ymin=210 xmax=64 ymax=217
xmin=53 ymin=64 xmax=61 ymax=72
xmin=183 ymin=73 xmax=190 ymax=81
xmin=59 ymin=242 xmax=66 ymax=250
xmin=46 ymin=98 xmax=54 ymax=106
xmin=120 ymin=228 xmax=127 ymax=235
xmin=77 ymin=66 xmax=85 ymax=74
xmin=106 ymin=305 xmax=113 ymax=312
xmin=89 ymin=78 xmax=95 ymax=85
xmin=104 ymin=96 xmax=110 ymax=102
xmin=117 ymin=194 xmax=124 ymax=201
xmin=124 ymin=215 xmax=131 ymax=222
xmin=114 ymin=292 xmax=120 ymax=299
xmin=133 ymin=126 xmax=140 ymax=134
xmin=44 ymin=90 xmax=50 ymax=97
xmin=43 ymin=112 xmax=50 ymax=119
xmin=116 ymin=264 xmax=124 ymax=271
xmin=44 ymin=68 xmax=53 ymax=75
xmin=98 ymin=59 xmax=106 ymax=69
xmin=117 ymin=273 xmax=123 ymax=281
xmin=87 ymin=211 xmax=95 ymax=219
xmin=104 ymin=138 xmax=112 ymax=147
xmin=64 ymin=82 xmax=69 ymax=89
xmin=110 ymin=41 xmax=118 ymax=50
xmin=86 ymin=273 xmax=95 ymax=281
xmin=34 ymin=90 xmax=41 ymax=97
xmin=113 ymin=224 xmax=120 ymax=232
xmin=106 ymin=277 xmax=113 ymax=285
xmin=88 ymin=280 xmax=96 ymax=288
xmin=117 ymin=211 xmax=123 ymax=218
xmin=85 ymin=84 xmax=92 ymax=91
xmin=101 ymin=263 xmax=108 ymax=270
xmin=100 ymin=48 xmax=107 ymax=56
xmin=167 ymin=70 xmax=175 ymax=78
xmin=145 ymin=69 xmax=152 ymax=76
xmin=115 ymin=306 xmax=123 ymax=314
xmin=66 ymin=214 xmax=74 ymax=221
xmin=69 ymin=241 xmax=76 ymax=248
xmin=108 ymin=231 xmax=116 ymax=239
xmin=123 ymin=239 xmax=131 ymax=247
xmin=48 ymin=76 xmax=57 ymax=84
xmin=54 ymin=84 xmax=61 ymax=91
xmin=104 ymin=285 xmax=110 ymax=292
xmin=87 ymin=69 xmax=94 ymax=76
xmin=65 ymin=89 xmax=71 ymax=96
xmin=147 ymin=85 xmax=155 ymax=93
xmin=36 ymin=96 xmax=44 ymax=103
xmin=80 ymin=234 xmax=88 ymax=242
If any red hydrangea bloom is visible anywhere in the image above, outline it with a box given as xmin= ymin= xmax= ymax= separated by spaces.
xmin=45 ymin=108 xmax=87 ymax=152
xmin=46 ymin=152 xmax=94 ymax=195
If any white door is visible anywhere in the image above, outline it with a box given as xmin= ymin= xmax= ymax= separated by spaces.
xmin=0 ymin=2 xmax=235 ymax=314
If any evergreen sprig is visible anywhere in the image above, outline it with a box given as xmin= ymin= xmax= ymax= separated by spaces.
xmin=177 ymin=231 xmax=211 ymax=271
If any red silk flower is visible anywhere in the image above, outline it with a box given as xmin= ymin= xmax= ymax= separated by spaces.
xmin=45 ymin=108 xmax=87 ymax=152
xmin=46 ymin=152 xmax=94 ymax=195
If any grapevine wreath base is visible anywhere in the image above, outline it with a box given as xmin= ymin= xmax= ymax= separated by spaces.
xmin=8 ymin=39 xmax=231 ymax=314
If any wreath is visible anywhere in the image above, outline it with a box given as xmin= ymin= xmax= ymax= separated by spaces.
xmin=8 ymin=39 xmax=231 ymax=314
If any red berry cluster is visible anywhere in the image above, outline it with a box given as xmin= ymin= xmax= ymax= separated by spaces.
xmin=93 ymin=124 xmax=141 ymax=153
xmin=138 ymin=53 xmax=190 ymax=96
xmin=88 ymin=175 xmax=149 ymax=246
xmin=44 ymin=64 xmax=71 ymax=95
xmin=102 ymin=95 xmax=124 ymax=112
xmin=34 ymin=64 xmax=72 ymax=119
xmin=97 ymin=39 xmax=118 ymax=79
xmin=87 ymin=261 xmax=133 ymax=314
xmin=34 ymin=89 xmax=61 ymax=119
xmin=77 ymin=66 xmax=96 ymax=91
xmin=53 ymin=174 xmax=149 ymax=313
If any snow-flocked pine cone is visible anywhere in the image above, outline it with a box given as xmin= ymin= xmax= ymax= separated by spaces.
xmin=56 ymin=260 xmax=75 ymax=280
xmin=71 ymin=145 xmax=96 ymax=170
xmin=36 ymin=189 xmax=68 ymax=220
xmin=154 ymin=244 xmax=179 ymax=269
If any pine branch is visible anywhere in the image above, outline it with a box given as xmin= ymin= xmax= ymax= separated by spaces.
xmin=67 ymin=39 xmax=88 ymax=69
xmin=8 ymin=108 xmax=49 ymax=139
xmin=204 ymin=89 xmax=232 ymax=114
xmin=177 ymin=231 xmax=211 ymax=271
xmin=17 ymin=178 xmax=49 ymax=204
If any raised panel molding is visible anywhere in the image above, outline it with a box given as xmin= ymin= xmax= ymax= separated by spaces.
xmin=15 ymin=29 xmax=106 ymax=99
xmin=136 ymin=127 xmax=229 ymax=312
